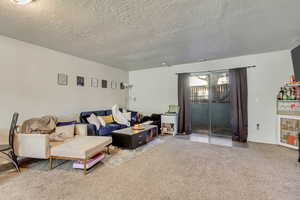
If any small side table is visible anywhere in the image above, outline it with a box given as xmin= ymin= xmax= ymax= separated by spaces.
xmin=161 ymin=114 xmax=177 ymax=136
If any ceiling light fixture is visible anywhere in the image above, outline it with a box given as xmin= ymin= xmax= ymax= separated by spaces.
xmin=11 ymin=0 xmax=32 ymax=5
xmin=161 ymin=62 xmax=169 ymax=67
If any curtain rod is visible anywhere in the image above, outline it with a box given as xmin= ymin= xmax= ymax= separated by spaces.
xmin=175 ymin=65 xmax=256 ymax=75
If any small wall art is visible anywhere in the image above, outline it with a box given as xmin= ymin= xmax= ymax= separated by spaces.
xmin=77 ymin=76 xmax=85 ymax=87
xmin=102 ymin=80 xmax=108 ymax=88
xmin=91 ymin=78 xmax=98 ymax=88
xmin=57 ymin=73 xmax=68 ymax=86
xmin=111 ymin=80 xmax=118 ymax=89
xmin=120 ymin=82 xmax=125 ymax=90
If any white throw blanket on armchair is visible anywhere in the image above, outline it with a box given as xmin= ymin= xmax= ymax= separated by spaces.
xmin=112 ymin=104 xmax=130 ymax=127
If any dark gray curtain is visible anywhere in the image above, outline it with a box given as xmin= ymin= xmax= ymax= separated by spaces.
xmin=229 ymin=68 xmax=248 ymax=142
xmin=178 ymin=73 xmax=191 ymax=134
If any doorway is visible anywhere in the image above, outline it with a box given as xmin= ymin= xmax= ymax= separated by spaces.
xmin=190 ymin=71 xmax=232 ymax=139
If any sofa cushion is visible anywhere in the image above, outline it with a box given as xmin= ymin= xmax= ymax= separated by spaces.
xmin=87 ymin=114 xmax=101 ymax=130
xmin=107 ymin=123 xmax=121 ymax=129
xmin=101 ymin=115 xmax=114 ymax=124
xmin=80 ymin=111 xmax=106 ymax=124
xmin=123 ymin=112 xmax=131 ymax=121
xmin=98 ymin=123 xmax=126 ymax=136
xmin=97 ymin=116 xmax=106 ymax=127
xmin=119 ymin=124 xmax=128 ymax=129
xmin=108 ymin=123 xmax=127 ymax=129
xmin=98 ymin=126 xmax=113 ymax=136
xmin=49 ymin=124 xmax=75 ymax=142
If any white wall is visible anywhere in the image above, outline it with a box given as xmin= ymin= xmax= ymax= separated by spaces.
xmin=0 ymin=35 xmax=128 ymax=136
xmin=129 ymin=50 xmax=294 ymax=144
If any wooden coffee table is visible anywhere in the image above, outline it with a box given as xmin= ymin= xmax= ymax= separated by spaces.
xmin=112 ymin=125 xmax=158 ymax=149
xmin=49 ymin=136 xmax=112 ymax=175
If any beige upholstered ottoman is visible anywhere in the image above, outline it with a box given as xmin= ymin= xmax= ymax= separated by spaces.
xmin=49 ymin=136 xmax=112 ymax=174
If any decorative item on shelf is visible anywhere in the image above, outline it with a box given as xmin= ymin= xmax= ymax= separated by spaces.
xmin=277 ymin=75 xmax=300 ymax=101
xmin=77 ymin=76 xmax=85 ymax=87
xmin=57 ymin=73 xmax=68 ymax=86
xmin=91 ymin=78 xmax=98 ymax=88
xmin=290 ymin=75 xmax=296 ymax=85
xmin=132 ymin=124 xmax=144 ymax=130
xmin=102 ymin=80 xmax=107 ymax=88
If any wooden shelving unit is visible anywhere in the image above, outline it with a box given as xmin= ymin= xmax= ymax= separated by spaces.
xmin=277 ymin=115 xmax=299 ymax=150
xmin=277 ymin=99 xmax=299 ymax=150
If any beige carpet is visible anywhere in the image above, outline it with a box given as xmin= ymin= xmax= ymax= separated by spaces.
xmin=0 ymin=136 xmax=299 ymax=200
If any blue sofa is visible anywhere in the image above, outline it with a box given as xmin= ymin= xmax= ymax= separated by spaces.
xmin=80 ymin=110 xmax=138 ymax=136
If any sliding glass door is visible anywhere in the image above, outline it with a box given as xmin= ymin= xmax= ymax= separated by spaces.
xmin=210 ymin=72 xmax=232 ymax=137
xmin=190 ymin=73 xmax=210 ymax=135
xmin=190 ymin=71 xmax=232 ymax=138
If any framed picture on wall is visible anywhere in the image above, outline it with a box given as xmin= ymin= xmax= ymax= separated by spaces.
xmin=57 ymin=73 xmax=68 ymax=86
xmin=111 ymin=80 xmax=117 ymax=89
xmin=77 ymin=76 xmax=85 ymax=87
xmin=120 ymin=82 xmax=125 ymax=90
xmin=91 ymin=78 xmax=98 ymax=88
xmin=102 ymin=80 xmax=108 ymax=88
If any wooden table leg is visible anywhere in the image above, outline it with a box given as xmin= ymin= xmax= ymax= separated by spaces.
xmin=84 ymin=159 xmax=87 ymax=175
xmin=106 ymin=145 xmax=110 ymax=155
xmin=48 ymin=157 xmax=52 ymax=170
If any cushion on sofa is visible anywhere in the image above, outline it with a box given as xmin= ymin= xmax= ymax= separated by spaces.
xmin=123 ymin=112 xmax=131 ymax=121
xmin=87 ymin=114 xmax=101 ymax=130
xmin=98 ymin=123 xmax=127 ymax=136
xmin=49 ymin=124 xmax=75 ymax=142
xmin=97 ymin=116 xmax=106 ymax=127
xmin=98 ymin=126 xmax=113 ymax=136
xmin=80 ymin=111 xmax=106 ymax=124
xmin=101 ymin=115 xmax=114 ymax=124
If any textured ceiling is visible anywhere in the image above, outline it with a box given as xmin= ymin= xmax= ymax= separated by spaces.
xmin=0 ymin=0 xmax=300 ymax=71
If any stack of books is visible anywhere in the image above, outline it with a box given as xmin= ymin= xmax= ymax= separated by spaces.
xmin=73 ymin=153 xmax=105 ymax=169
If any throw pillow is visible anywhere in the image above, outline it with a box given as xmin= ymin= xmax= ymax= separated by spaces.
xmin=97 ymin=116 xmax=106 ymax=127
xmin=101 ymin=115 xmax=114 ymax=124
xmin=87 ymin=114 xmax=101 ymax=130
xmin=49 ymin=124 xmax=75 ymax=142
xmin=123 ymin=112 xmax=131 ymax=121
